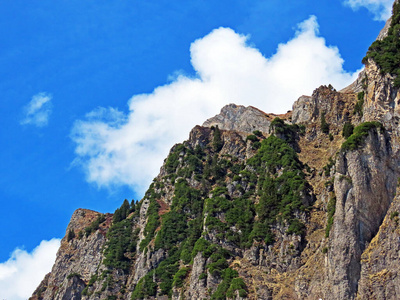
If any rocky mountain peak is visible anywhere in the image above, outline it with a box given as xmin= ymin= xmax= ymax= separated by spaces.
xmin=31 ymin=2 xmax=400 ymax=300
xmin=203 ymin=103 xmax=290 ymax=136
xmin=376 ymin=16 xmax=392 ymax=41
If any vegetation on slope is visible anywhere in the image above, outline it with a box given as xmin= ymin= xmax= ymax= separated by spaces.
xmin=103 ymin=200 xmax=139 ymax=271
xmin=341 ymin=122 xmax=384 ymax=151
xmin=362 ymin=1 xmax=400 ymax=87
xmin=325 ymin=195 xmax=336 ymax=238
xmin=353 ymin=92 xmax=364 ymax=117
xmin=103 ymin=120 xmax=313 ymax=299
xmin=247 ymin=134 xmax=310 ymax=238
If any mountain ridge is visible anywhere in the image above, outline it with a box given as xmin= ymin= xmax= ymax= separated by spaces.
xmin=31 ymin=1 xmax=400 ymax=299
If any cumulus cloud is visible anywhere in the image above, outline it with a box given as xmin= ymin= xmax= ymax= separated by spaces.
xmin=71 ymin=16 xmax=360 ymax=195
xmin=20 ymin=92 xmax=53 ymax=127
xmin=0 ymin=239 xmax=60 ymax=300
xmin=343 ymin=0 xmax=394 ymax=21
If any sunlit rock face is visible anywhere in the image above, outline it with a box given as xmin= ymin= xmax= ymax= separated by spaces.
xmin=31 ymin=2 xmax=400 ymax=299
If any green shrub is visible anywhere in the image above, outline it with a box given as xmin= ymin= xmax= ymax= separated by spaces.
xmin=172 ymin=267 xmax=190 ymax=288
xmin=362 ymin=1 xmax=400 ymax=87
xmin=270 ymin=117 xmax=303 ymax=144
xmin=213 ymin=126 xmax=223 ymax=151
xmin=131 ymin=273 xmax=157 ymax=300
xmin=139 ymin=190 xmax=161 ymax=251
xmin=354 ymin=92 xmax=365 ymax=116
xmin=155 ymin=248 xmax=181 ymax=296
xmin=211 ymin=186 xmax=228 ymax=197
xmin=342 ymin=122 xmax=354 ymax=139
xmin=112 ymin=199 xmax=131 ymax=223
xmin=67 ymin=229 xmax=75 ymax=242
xmin=67 ymin=272 xmax=81 ymax=279
xmin=226 ymin=277 xmax=247 ymax=298
xmin=82 ymin=287 xmax=89 ymax=296
xmin=357 ymin=91 xmax=365 ymax=101
xmin=84 ymin=213 xmax=105 ymax=237
xmin=192 ymin=238 xmax=211 ymax=258
xmin=325 ymin=196 xmax=336 ymax=238
xmin=103 ymin=216 xmax=139 ymax=271
xmin=321 ymin=112 xmax=330 ymax=134
xmin=211 ymin=268 xmax=247 ymax=300
xmin=155 ymin=211 xmax=187 ymax=250
xmin=88 ymin=274 xmax=98 ymax=286
xmin=246 ymin=134 xmax=258 ymax=142
xmin=253 ymin=130 xmax=263 ymax=137
xmin=323 ymin=157 xmax=335 ymax=177
xmin=390 ymin=211 xmax=399 ymax=220
xmin=208 ymin=258 xmax=229 ymax=277
xmin=341 ymin=122 xmax=384 ymax=151
xmin=165 ymin=144 xmax=186 ymax=173
xmin=286 ymin=219 xmax=305 ymax=235
xmin=252 ymin=141 xmax=261 ymax=150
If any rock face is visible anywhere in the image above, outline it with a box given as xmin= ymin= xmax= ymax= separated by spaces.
xmin=328 ymin=129 xmax=397 ymax=299
xmin=31 ymin=209 xmax=111 ymax=300
xmin=357 ymin=190 xmax=400 ymax=299
xmin=362 ymin=59 xmax=400 ymax=131
xmin=203 ymin=103 xmax=275 ymax=135
xmin=32 ymin=2 xmax=400 ymax=299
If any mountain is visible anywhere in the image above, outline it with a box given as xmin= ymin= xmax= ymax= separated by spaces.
xmin=31 ymin=1 xmax=400 ymax=299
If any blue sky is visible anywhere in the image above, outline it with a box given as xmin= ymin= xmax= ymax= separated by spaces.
xmin=0 ymin=0 xmax=393 ymax=298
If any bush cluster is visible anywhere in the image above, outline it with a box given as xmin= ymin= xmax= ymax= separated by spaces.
xmin=320 ymin=113 xmax=330 ymax=134
xmin=353 ymin=92 xmax=365 ymax=116
xmin=211 ymin=268 xmax=247 ymax=299
xmin=325 ymin=196 xmax=337 ymax=238
xmin=270 ymin=117 xmax=305 ymax=144
xmin=342 ymin=122 xmax=354 ymax=139
xmin=67 ymin=229 xmax=75 ymax=242
xmin=341 ymin=122 xmax=384 ymax=151
xmin=103 ymin=200 xmax=139 ymax=271
xmin=362 ymin=1 xmax=400 ymax=87
xmin=247 ymin=135 xmax=310 ymax=239
xmin=84 ymin=214 xmax=105 ymax=237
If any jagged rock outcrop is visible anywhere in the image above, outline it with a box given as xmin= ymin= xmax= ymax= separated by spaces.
xmin=184 ymin=253 xmax=207 ymax=299
xmin=292 ymin=85 xmax=356 ymax=129
xmin=202 ymin=103 xmax=287 ymax=136
xmin=31 ymin=209 xmax=111 ymax=300
xmin=357 ymin=188 xmax=400 ymax=299
xmin=32 ymin=1 xmax=400 ymax=299
xmin=362 ymin=59 xmax=400 ymax=131
xmin=328 ymin=129 xmax=397 ymax=298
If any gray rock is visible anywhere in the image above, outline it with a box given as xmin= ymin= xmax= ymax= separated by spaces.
xmin=203 ymin=103 xmax=272 ymax=135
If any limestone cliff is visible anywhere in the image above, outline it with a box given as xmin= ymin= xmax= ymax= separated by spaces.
xmin=32 ymin=1 xmax=400 ymax=299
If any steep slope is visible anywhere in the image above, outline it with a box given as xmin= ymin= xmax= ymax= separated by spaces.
xmin=32 ymin=1 xmax=400 ymax=299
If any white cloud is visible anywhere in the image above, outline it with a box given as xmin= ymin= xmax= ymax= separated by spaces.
xmin=20 ymin=92 xmax=53 ymax=127
xmin=0 ymin=239 xmax=60 ymax=300
xmin=344 ymin=0 xmax=394 ymax=21
xmin=71 ymin=16 xmax=360 ymax=195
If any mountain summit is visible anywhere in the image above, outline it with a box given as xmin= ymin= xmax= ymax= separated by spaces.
xmin=31 ymin=1 xmax=400 ymax=299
